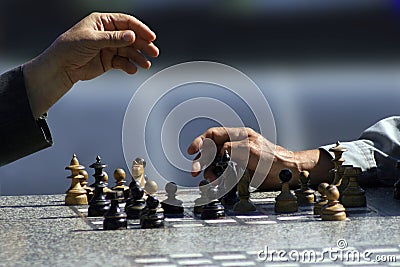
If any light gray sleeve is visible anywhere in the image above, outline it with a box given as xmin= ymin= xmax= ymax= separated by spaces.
xmin=320 ymin=116 xmax=400 ymax=186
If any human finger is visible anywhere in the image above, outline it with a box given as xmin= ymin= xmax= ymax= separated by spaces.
xmin=221 ymin=140 xmax=252 ymax=168
xmin=191 ymin=139 xmax=217 ymax=176
xmin=97 ymin=13 xmax=156 ymax=41
xmin=117 ymin=47 xmax=151 ymax=69
xmin=132 ymin=38 xmax=159 ymax=57
xmin=187 ymin=127 xmax=249 ymax=155
xmin=92 ymin=30 xmax=136 ymax=49
xmin=111 ymin=55 xmax=138 ymax=74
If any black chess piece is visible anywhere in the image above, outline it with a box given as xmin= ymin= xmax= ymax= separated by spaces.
xmin=88 ymin=156 xmax=111 ymax=217
xmin=103 ymin=191 xmax=127 ymax=230
xmin=201 ymin=186 xmax=225 ymax=219
xmin=194 ymin=179 xmax=210 ymax=214
xmin=161 ymin=182 xmax=184 ymax=216
xmin=140 ymin=194 xmax=165 ymax=229
xmin=275 ymin=169 xmax=298 ymax=213
xmin=213 ymin=150 xmax=239 ymax=207
xmin=125 ymin=180 xmax=146 ymax=219
xmin=213 ymin=150 xmax=230 ymax=177
xmin=222 ymin=184 xmax=239 ymax=206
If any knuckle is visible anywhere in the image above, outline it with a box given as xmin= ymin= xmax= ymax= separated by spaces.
xmin=246 ymin=127 xmax=256 ymax=136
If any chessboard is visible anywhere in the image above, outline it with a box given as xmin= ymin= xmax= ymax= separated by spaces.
xmin=1 ymin=189 xmax=400 ymax=267
xmin=69 ymin=190 xmax=379 ymax=231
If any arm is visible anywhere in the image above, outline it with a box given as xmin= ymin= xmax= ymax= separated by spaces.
xmin=0 ymin=12 xmax=158 ymax=166
xmin=0 ymin=67 xmax=52 ymax=166
xmin=320 ymin=116 xmax=400 ymax=187
xmin=187 ymin=127 xmax=334 ymax=191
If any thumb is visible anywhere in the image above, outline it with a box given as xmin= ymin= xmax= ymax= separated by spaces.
xmin=94 ymin=30 xmax=136 ymax=48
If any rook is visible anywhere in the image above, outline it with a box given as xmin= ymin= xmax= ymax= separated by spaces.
xmin=341 ymin=167 xmax=366 ymax=207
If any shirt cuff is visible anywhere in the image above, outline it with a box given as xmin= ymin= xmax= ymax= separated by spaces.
xmin=319 ymin=140 xmax=382 ymax=186
xmin=0 ymin=66 xmax=53 ymax=166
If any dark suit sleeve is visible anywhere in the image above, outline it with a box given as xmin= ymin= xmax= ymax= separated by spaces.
xmin=0 ymin=66 xmax=53 ymax=166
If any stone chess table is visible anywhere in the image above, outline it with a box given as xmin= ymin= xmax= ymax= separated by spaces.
xmin=1 ymin=188 xmax=400 ymax=267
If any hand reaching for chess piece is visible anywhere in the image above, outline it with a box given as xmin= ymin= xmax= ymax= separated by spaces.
xmin=188 ymin=127 xmax=333 ymax=190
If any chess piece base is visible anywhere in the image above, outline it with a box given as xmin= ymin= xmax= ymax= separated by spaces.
xmin=341 ymin=195 xmax=366 ymax=207
xmin=233 ymin=199 xmax=257 ymax=213
xmin=103 ymin=217 xmax=127 ymax=230
xmin=275 ymin=199 xmax=298 ymax=213
xmin=321 ymin=203 xmax=346 ymax=221
xmin=88 ymin=199 xmax=111 ymax=217
xmin=140 ymin=213 xmax=165 ymax=228
xmin=125 ymin=200 xmax=146 ymax=219
xmin=201 ymin=202 xmax=225 ymax=219
xmin=321 ymin=212 xmax=347 ymax=221
xmin=313 ymin=200 xmax=328 ymax=215
xmin=65 ymin=193 xmax=88 ymax=206
xmin=295 ymin=192 xmax=315 ymax=205
xmin=161 ymin=202 xmax=184 ymax=215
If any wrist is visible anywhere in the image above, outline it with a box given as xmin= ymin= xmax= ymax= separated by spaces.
xmin=23 ymin=47 xmax=74 ymax=118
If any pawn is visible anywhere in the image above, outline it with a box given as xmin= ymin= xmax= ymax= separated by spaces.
xmin=112 ymin=168 xmax=130 ymax=201
xmin=161 ymin=182 xmax=184 ymax=215
xmin=321 ymin=185 xmax=346 ymax=221
xmin=65 ymin=154 xmax=88 ymax=205
xmin=294 ymin=171 xmax=315 ymax=205
xmin=102 ymin=171 xmax=112 ymax=194
xmin=103 ymin=191 xmax=127 ymax=230
xmin=201 ymin=186 xmax=225 ymax=219
xmin=275 ymin=169 xmax=298 ymax=213
xmin=233 ymin=170 xmax=256 ymax=213
xmin=79 ymin=170 xmax=94 ymax=202
xmin=341 ymin=167 xmax=366 ymax=207
xmin=140 ymin=180 xmax=165 ymax=228
xmin=194 ymin=180 xmax=210 ymax=214
xmin=313 ymin=183 xmax=329 ymax=215
xmin=125 ymin=180 xmax=146 ymax=219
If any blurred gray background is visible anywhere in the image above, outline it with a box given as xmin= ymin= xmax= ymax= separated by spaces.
xmin=1 ymin=0 xmax=400 ymax=195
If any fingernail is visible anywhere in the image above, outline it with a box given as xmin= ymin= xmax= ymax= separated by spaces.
xmin=123 ymin=31 xmax=134 ymax=42
xmin=192 ymin=161 xmax=201 ymax=172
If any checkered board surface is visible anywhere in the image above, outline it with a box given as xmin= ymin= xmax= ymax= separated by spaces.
xmin=67 ymin=195 xmax=396 ymax=267
xmin=68 ymin=196 xmax=378 ymax=230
